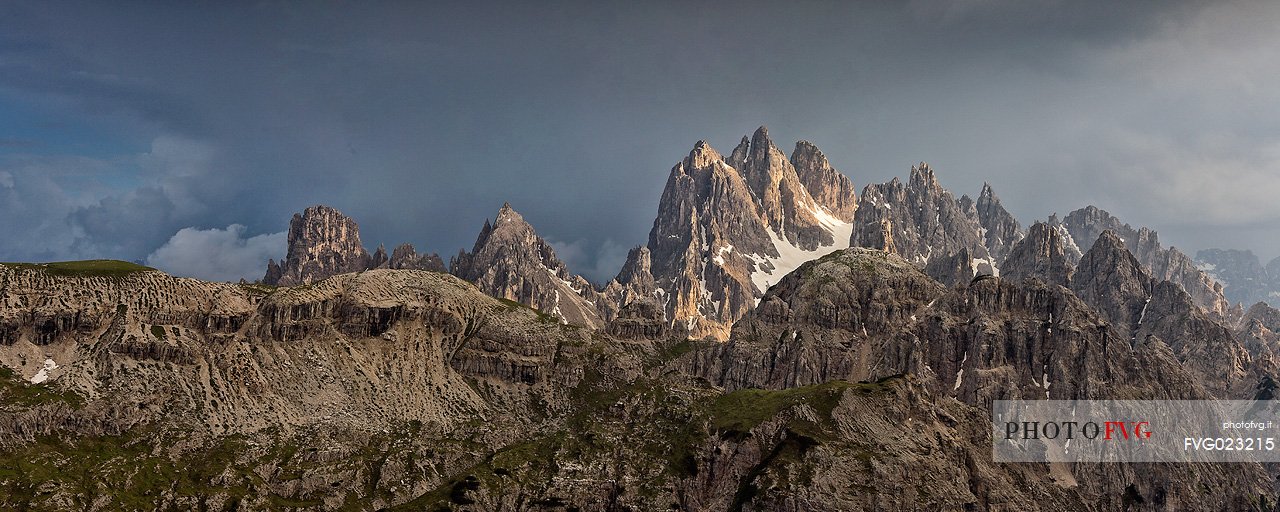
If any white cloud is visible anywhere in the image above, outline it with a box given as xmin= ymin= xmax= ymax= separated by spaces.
xmin=145 ymin=224 xmax=285 ymax=282
xmin=0 ymin=171 xmax=12 ymax=188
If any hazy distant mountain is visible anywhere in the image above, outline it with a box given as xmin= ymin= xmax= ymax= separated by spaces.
xmin=1194 ymin=248 xmax=1280 ymax=307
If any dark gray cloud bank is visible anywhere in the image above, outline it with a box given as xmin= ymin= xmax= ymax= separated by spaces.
xmin=1 ymin=1 xmax=1278 ymax=282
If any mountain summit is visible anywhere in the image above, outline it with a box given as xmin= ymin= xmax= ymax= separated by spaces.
xmin=641 ymin=126 xmax=857 ymax=339
xmin=451 ymin=203 xmax=607 ymax=328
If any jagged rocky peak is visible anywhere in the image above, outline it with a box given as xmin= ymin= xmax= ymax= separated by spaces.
xmin=612 ymin=247 xmax=655 ymax=297
xmin=850 ymin=162 xmax=994 ymax=273
xmin=371 ymin=244 xmax=389 ymax=268
xmin=451 ymin=203 xmax=606 ymax=329
xmin=972 ymin=182 xmax=1024 ymax=265
xmin=386 ymin=243 xmax=446 ymax=272
xmin=1070 ymin=229 xmax=1154 ymax=334
xmin=790 ymin=140 xmax=858 ymax=222
xmin=643 ymin=127 xmax=857 ymax=340
xmin=1045 ymin=213 xmax=1085 ymax=263
xmin=1063 ymin=205 xmax=1229 ymax=317
xmin=262 ymin=205 xmax=450 ymax=286
xmin=1239 ymin=301 xmax=1280 ymax=361
xmin=264 ymin=204 xmax=372 ymax=286
xmin=687 ymin=139 xmax=723 ymax=168
xmin=1001 ymin=221 xmax=1074 ymax=287
xmin=728 ymin=126 xmax=838 ymax=250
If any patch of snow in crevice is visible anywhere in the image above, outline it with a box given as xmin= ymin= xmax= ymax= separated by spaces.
xmin=746 ymin=207 xmax=854 ymax=300
xmin=970 ymin=257 xmax=1000 ymax=278
xmin=30 ymin=358 xmax=58 ymax=384
xmin=551 ymin=290 xmax=567 ymax=324
xmin=711 ymin=244 xmax=735 ymax=266
xmin=953 ymin=353 xmax=967 ymax=391
xmin=1043 ymin=364 xmax=1051 ymax=398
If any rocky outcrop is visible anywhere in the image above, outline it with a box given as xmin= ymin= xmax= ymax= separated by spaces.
xmin=1069 ymin=231 xmax=1253 ymax=397
xmin=604 ymin=297 xmax=667 ymax=340
xmin=923 ymin=247 xmax=982 ymax=287
xmin=262 ymin=206 xmax=447 ymax=286
xmin=851 ymin=163 xmax=995 ymax=274
xmin=450 ymin=203 xmax=605 ymax=329
xmin=598 ymin=246 xmax=658 ymax=323
xmin=686 ymin=247 xmax=1216 ymax=406
xmin=643 ymin=128 xmax=856 ymax=340
xmin=384 ymin=243 xmax=446 ymax=272
xmin=968 ymin=182 xmax=1023 ymax=265
xmin=1136 ymin=280 xmax=1252 ymax=397
xmin=1062 ymin=205 xmax=1228 ymax=316
xmin=1069 ymin=230 xmax=1154 ymax=335
xmin=1001 ymin=221 xmax=1074 ymax=287
xmin=264 ymin=205 xmax=373 ymax=286
xmin=1238 ymin=302 xmax=1280 ymax=365
xmin=790 ymin=140 xmax=858 ymax=222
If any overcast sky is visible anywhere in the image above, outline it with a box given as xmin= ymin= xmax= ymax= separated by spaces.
xmin=2 ymin=1 xmax=1279 ymax=282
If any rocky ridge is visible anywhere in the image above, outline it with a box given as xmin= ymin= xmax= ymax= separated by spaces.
xmin=1060 ymin=205 xmax=1229 ymax=317
xmin=4 ymin=242 xmax=1278 ymax=509
xmin=638 ymin=127 xmax=858 ymax=340
xmin=850 ymin=163 xmax=999 ymax=278
xmin=450 ymin=203 xmax=608 ymax=329
xmin=264 ymin=205 xmax=446 ymax=286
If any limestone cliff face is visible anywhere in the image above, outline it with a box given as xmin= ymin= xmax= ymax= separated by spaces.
xmin=1238 ymin=301 xmax=1280 ymax=366
xmin=1069 ymin=230 xmax=1252 ymax=397
xmin=1070 ymin=230 xmax=1155 ymax=335
xmin=265 ymin=205 xmax=372 ymax=286
xmin=643 ymin=128 xmax=856 ymax=340
xmin=850 ymin=164 xmax=995 ymax=277
xmin=1001 ymin=221 xmax=1074 ymax=287
xmin=676 ymin=246 xmax=1272 ymax=509
xmin=1062 ymin=205 xmax=1229 ymax=316
xmin=450 ymin=203 xmax=605 ymax=329
xmin=789 ymin=140 xmax=858 ymax=222
xmin=685 ymin=247 xmax=1210 ymax=402
xmin=970 ymin=182 xmax=1024 ymax=265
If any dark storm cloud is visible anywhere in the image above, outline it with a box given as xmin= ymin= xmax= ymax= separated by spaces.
xmin=1 ymin=0 xmax=1278 ymax=280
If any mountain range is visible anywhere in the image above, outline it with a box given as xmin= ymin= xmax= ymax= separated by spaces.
xmin=1 ymin=126 xmax=1278 ymax=509
xmin=261 ymin=126 xmax=1248 ymax=342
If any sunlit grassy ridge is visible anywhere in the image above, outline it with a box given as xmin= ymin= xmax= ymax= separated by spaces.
xmin=0 ymin=260 xmax=156 ymax=278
